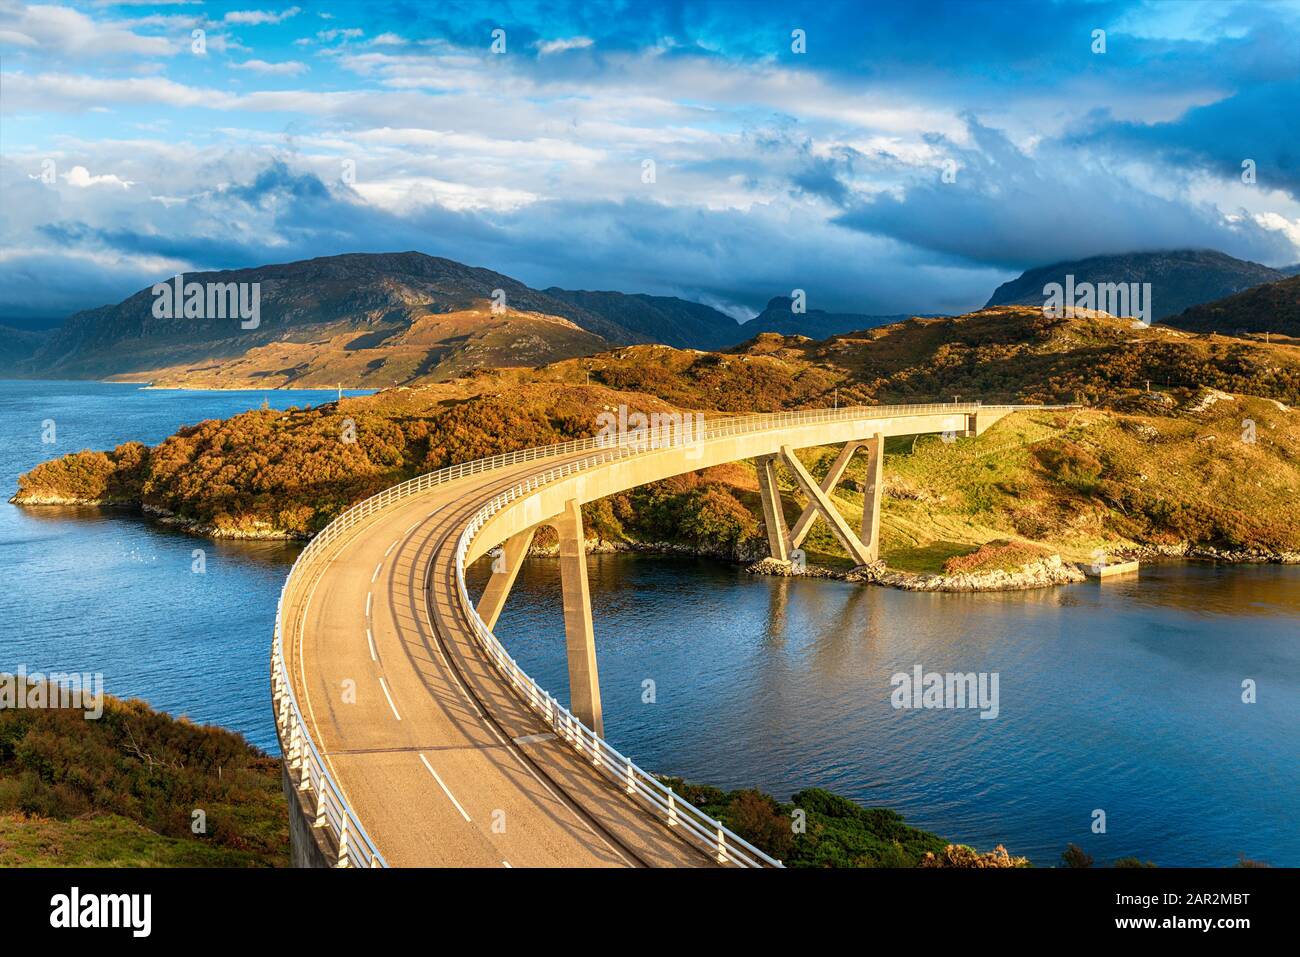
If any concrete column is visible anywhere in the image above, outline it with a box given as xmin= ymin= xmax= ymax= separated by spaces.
xmin=790 ymin=441 xmax=863 ymax=548
xmin=779 ymin=445 xmax=873 ymax=566
xmin=552 ymin=499 xmax=603 ymax=736
xmin=476 ymin=525 xmax=536 ymax=630
xmin=755 ymin=454 xmax=791 ymax=561
xmin=859 ymin=433 xmax=884 ymax=561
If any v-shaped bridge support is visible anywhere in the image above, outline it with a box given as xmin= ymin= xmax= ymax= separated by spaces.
xmin=756 ymin=434 xmax=884 ymax=566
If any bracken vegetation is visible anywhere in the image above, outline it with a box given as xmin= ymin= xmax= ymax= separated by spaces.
xmin=660 ymin=778 xmax=1031 ymax=867
xmin=0 ymin=688 xmax=286 ymax=867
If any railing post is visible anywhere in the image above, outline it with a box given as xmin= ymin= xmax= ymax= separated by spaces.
xmin=716 ymin=824 xmax=727 ymax=865
xmin=337 ymin=815 xmax=351 ymax=868
xmin=314 ymin=782 xmax=327 ymax=827
xmin=298 ymin=753 xmax=313 ymax=792
xmin=625 ymin=756 xmax=635 ymax=794
xmin=668 ymin=790 xmax=678 ymax=827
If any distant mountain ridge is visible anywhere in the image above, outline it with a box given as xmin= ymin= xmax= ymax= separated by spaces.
xmin=11 ymin=247 xmax=1300 ymax=387
xmin=734 ymin=296 xmax=912 ymax=341
xmin=11 ymin=251 xmax=910 ymax=385
xmin=1167 ymin=274 xmax=1300 ymax=337
xmin=985 ymin=249 xmax=1287 ymax=321
xmin=20 ymin=253 xmax=637 ymax=386
xmin=541 ymin=287 xmax=742 ymax=350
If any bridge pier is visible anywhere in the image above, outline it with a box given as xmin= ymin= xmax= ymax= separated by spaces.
xmin=756 ymin=454 xmax=791 ymax=561
xmin=859 ymin=433 xmax=884 ymax=561
xmin=476 ymin=526 xmax=536 ymax=630
xmin=553 ymin=498 xmax=604 ymax=736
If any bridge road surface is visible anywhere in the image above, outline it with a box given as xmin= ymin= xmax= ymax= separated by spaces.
xmin=282 ymin=452 xmax=714 ymax=867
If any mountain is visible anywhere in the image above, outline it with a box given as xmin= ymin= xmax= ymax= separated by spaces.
xmin=1166 ymin=274 xmax=1300 ymax=337
xmin=984 ymin=250 xmax=1287 ymax=321
xmin=0 ymin=326 xmax=48 ymax=372
xmin=23 ymin=252 xmax=623 ymax=387
xmin=541 ymin=288 xmax=742 ymax=350
xmin=731 ymin=296 xmax=910 ymax=342
xmin=21 ymin=249 xmax=914 ymax=386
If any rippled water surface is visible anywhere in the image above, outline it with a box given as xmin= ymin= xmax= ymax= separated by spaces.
xmin=4 ymin=381 xmax=1296 ymax=866
xmin=0 ymin=380 xmax=369 ymax=752
xmin=475 ymin=552 xmax=1300 ymax=868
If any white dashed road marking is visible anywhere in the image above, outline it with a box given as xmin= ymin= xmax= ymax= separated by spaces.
xmin=379 ymin=676 xmax=402 ymax=721
xmin=513 ymin=733 xmax=557 ymax=746
xmin=419 ymin=753 xmax=471 ymax=823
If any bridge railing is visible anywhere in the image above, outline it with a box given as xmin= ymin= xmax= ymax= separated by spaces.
xmin=452 ymin=445 xmax=785 ymax=867
xmin=273 ymin=400 xmax=1061 ymax=867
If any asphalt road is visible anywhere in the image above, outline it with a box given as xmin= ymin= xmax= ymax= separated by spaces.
xmin=282 ymin=456 xmax=711 ymax=867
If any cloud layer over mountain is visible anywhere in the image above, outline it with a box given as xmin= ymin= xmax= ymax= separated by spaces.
xmin=2 ymin=0 xmax=1298 ymax=322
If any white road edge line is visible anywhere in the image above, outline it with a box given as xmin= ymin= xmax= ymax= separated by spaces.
xmin=384 ymin=541 xmax=397 ymax=558
xmin=366 ymin=628 xmax=377 ymax=662
xmin=372 ymin=562 xmax=383 ymax=583
xmin=501 ymin=861 xmax=512 ymax=868
xmin=419 ymin=753 xmax=471 ymax=823
xmin=365 ymin=592 xmax=372 ymax=617
xmin=378 ymin=676 xmax=402 ymax=721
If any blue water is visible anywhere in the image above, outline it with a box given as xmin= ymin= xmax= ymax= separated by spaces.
xmin=3 ymin=381 xmax=1296 ymax=866
xmin=473 ymin=552 xmax=1300 ymax=869
xmin=0 ymin=380 xmax=370 ymax=752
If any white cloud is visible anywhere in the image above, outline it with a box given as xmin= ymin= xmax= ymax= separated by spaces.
xmin=535 ymin=36 xmax=594 ymax=55
xmin=368 ymin=33 xmax=406 ymax=46
xmin=1254 ymin=212 xmax=1300 ymax=250
xmin=0 ymin=3 xmax=176 ymax=59
xmin=0 ymin=72 xmax=239 ymax=112
xmin=0 ymin=29 xmax=37 ymax=46
xmin=317 ymin=28 xmax=363 ymax=42
xmin=224 ymin=7 xmax=302 ymax=26
xmin=235 ymin=59 xmax=309 ymax=76
xmin=62 ymin=164 xmax=132 ymax=188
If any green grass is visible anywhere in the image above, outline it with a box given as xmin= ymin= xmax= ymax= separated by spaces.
xmin=0 ymin=813 xmax=279 ymax=867
xmin=764 ymin=399 xmax=1300 ymax=571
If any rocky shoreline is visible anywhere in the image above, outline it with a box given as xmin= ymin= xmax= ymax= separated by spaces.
xmin=1117 ymin=542 xmax=1300 ymax=564
xmin=748 ymin=554 xmax=1088 ymax=592
xmin=7 ymin=494 xmax=309 ymax=541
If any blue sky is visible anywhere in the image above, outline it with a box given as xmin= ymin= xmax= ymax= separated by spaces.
xmin=2 ymin=0 xmax=1298 ymax=323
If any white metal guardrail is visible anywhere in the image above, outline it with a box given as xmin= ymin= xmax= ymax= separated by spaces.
xmin=273 ymin=401 xmax=1062 ymax=867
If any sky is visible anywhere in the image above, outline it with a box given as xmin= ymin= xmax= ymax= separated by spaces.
xmin=1 ymin=0 xmax=1298 ymax=324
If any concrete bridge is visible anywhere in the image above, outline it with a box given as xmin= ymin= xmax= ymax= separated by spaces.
xmin=272 ymin=401 xmax=1035 ymax=867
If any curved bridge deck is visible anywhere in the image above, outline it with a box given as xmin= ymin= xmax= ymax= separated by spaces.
xmin=273 ymin=403 xmax=1050 ymax=867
